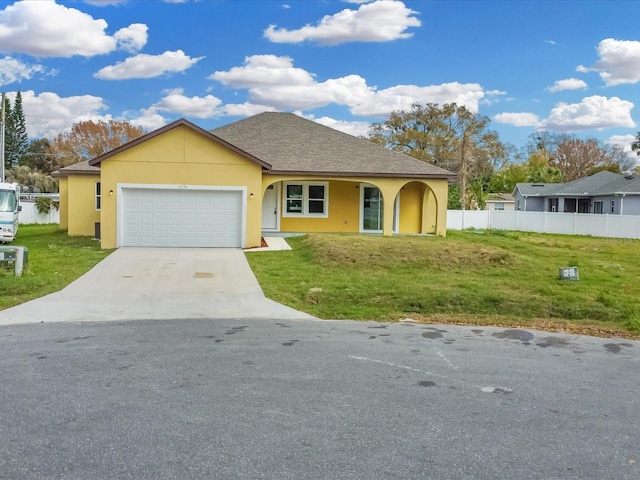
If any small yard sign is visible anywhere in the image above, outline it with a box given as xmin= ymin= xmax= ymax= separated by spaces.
xmin=559 ymin=266 xmax=579 ymax=281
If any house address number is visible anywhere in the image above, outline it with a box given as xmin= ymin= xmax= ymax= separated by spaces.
xmin=558 ymin=266 xmax=579 ymax=281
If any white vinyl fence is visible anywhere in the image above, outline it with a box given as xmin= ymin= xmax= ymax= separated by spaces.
xmin=447 ymin=210 xmax=640 ymax=240
xmin=18 ymin=194 xmax=60 ymax=225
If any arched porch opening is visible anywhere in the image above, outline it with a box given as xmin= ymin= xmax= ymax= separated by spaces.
xmin=260 ymin=176 xmax=448 ymax=237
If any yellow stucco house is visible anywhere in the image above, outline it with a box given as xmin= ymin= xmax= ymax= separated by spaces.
xmin=55 ymin=112 xmax=455 ymax=249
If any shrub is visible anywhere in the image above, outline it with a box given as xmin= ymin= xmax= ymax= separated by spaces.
xmin=34 ymin=196 xmax=59 ymax=215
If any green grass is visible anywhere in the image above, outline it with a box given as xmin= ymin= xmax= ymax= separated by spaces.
xmin=0 ymin=224 xmax=113 ymax=310
xmin=246 ymin=231 xmax=640 ymax=337
xmin=3 ymin=226 xmax=639 ymax=338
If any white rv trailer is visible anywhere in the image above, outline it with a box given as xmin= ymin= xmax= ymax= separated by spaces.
xmin=0 ymin=182 xmax=20 ymax=243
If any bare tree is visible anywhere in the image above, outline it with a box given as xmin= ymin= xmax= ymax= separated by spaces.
xmin=49 ymin=119 xmax=145 ymax=169
xmin=550 ymin=137 xmax=633 ymax=181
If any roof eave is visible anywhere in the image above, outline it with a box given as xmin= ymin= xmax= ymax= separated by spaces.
xmin=264 ymin=170 xmax=456 ymax=180
xmin=51 ymin=169 xmax=100 ymax=178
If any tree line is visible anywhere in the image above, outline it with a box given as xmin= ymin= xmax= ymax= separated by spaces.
xmin=2 ymin=94 xmax=640 ymax=205
xmin=2 ymin=92 xmax=145 ymax=193
xmin=369 ymin=103 xmax=640 ymax=209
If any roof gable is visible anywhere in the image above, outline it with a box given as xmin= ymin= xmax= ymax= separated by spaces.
xmin=211 ymin=112 xmax=455 ymax=179
xmin=88 ymin=118 xmax=270 ymax=169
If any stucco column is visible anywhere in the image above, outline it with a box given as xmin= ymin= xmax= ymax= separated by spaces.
xmin=424 ymin=179 xmax=448 ymax=237
xmin=421 ymin=187 xmax=432 ymax=234
xmin=436 ymin=183 xmax=448 ymax=236
xmin=379 ymin=184 xmax=401 ymax=236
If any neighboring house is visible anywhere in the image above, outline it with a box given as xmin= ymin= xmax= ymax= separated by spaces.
xmin=513 ymin=171 xmax=640 ymax=215
xmin=54 ymin=113 xmax=455 ymax=249
xmin=54 ymin=160 xmax=101 ymax=236
xmin=485 ymin=193 xmax=514 ymax=211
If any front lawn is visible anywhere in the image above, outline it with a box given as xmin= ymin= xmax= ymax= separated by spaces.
xmin=4 ymin=226 xmax=639 ymax=339
xmin=0 ymin=225 xmax=112 ymax=310
xmin=246 ymin=231 xmax=640 ymax=338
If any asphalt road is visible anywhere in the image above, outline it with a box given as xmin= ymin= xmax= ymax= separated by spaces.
xmin=0 ymin=318 xmax=638 ymax=480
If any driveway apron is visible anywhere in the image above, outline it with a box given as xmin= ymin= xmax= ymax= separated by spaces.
xmin=0 ymin=248 xmax=315 ymax=325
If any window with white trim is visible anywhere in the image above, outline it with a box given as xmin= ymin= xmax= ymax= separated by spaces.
xmin=283 ymin=182 xmax=328 ymax=217
xmin=95 ymin=182 xmax=101 ymax=211
xmin=610 ymin=199 xmax=615 ymax=213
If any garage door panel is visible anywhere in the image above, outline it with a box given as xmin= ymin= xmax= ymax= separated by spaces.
xmin=121 ymin=187 xmax=243 ymax=247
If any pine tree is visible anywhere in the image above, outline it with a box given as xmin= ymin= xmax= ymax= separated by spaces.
xmin=3 ymin=92 xmax=29 ymax=170
xmin=12 ymin=91 xmax=28 ymax=165
xmin=2 ymin=96 xmax=13 ymax=171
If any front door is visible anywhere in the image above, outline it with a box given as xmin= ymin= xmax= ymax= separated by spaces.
xmin=361 ymin=185 xmax=399 ymax=233
xmin=262 ymin=184 xmax=278 ymax=230
xmin=361 ymin=186 xmax=384 ymax=232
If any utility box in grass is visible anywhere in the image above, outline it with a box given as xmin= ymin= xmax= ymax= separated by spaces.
xmin=0 ymin=246 xmax=28 ymax=274
xmin=559 ymin=266 xmax=579 ymax=281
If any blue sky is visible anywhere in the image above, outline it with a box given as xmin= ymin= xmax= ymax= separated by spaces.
xmin=0 ymin=0 xmax=639 ymax=163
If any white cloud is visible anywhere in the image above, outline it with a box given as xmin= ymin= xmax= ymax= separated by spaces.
xmin=95 ymin=50 xmax=203 ymax=80
xmin=83 ymin=1 xmax=128 ymax=5
xmin=11 ymin=90 xmax=109 ymax=138
xmin=210 ymin=55 xmax=486 ymax=117
xmin=0 ymin=1 xmax=147 ymax=57
xmin=496 ymin=96 xmax=635 ymax=132
xmin=544 ymin=95 xmax=635 ymax=131
xmin=147 ymin=88 xmax=223 ymax=118
xmin=211 ymin=55 xmax=315 ymax=88
xmin=546 ymin=78 xmax=587 ymax=92
xmin=307 ymin=115 xmax=371 ymax=137
xmin=607 ymin=134 xmax=636 ymax=150
xmin=494 ymin=112 xmax=542 ymax=127
xmin=0 ymin=57 xmax=54 ymax=86
xmin=351 ymin=82 xmax=485 ymax=116
xmin=221 ymin=103 xmax=276 ymax=118
xmin=606 ymin=134 xmax=639 ymax=165
xmin=583 ymin=38 xmax=640 ymax=86
xmin=264 ymin=0 xmax=421 ymax=46
xmin=128 ymin=110 xmax=167 ymax=132
xmin=114 ymin=23 xmax=148 ymax=53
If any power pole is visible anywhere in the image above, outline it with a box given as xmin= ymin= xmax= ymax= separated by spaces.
xmin=0 ymin=92 xmax=5 ymax=183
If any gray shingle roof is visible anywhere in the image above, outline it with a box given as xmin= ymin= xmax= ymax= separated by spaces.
xmin=51 ymin=160 xmax=100 ymax=177
xmin=515 ymin=171 xmax=640 ymax=197
xmin=211 ymin=112 xmax=455 ymax=179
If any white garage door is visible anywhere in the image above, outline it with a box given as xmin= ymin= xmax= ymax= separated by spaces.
xmin=120 ymin=187 xmax=244 ymax=247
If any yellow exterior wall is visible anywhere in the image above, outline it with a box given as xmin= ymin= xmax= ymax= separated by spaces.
xmin=66 ymin=174 xmax=100 ymax=236
xmin=58 ymin=177 xmax=68 ymax=231
xmin=398 ymin=182 xmax=425 ymax=234
xmin=99 ymin=125 xmax=264 ymax=249
xmin=276 ymin=180 xmax=361 ymax=233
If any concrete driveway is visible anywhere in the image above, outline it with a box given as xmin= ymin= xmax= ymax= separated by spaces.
xmin=0 ymin=248 xmax=315 ymax=325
